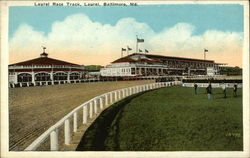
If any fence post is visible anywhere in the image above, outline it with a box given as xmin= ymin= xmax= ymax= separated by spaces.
xmin=64 ymin=119 xmax=71 ymax=145
xmin=114 ymin=91 xmax=117 ymax=101
xmin=73 ymin=112 xmax=77 ymax=132
xmin=99 ymin=97 xmax=104 ymax=110
xmin=50 ymin=129 xmax=59 ymax=151
xmin=123 ymin=89 xmax=126 ymax=97
xmin=110 ymin=92 xmax=113 ymax=104
xmin=89 ymin=101 xmax=93 ymax=118
xmin=94 ymin=98 xmax=98 ymax=114
xmin=119 ymin=90 xmax=122 ymax=99
xmin=83 ymin=105 xmax=88 ymax=124
xmin=105 ymin=94 xmax=109 ymax=106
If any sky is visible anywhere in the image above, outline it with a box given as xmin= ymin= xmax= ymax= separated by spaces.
xmin=9 ymin=4 xmax=244 ymax=67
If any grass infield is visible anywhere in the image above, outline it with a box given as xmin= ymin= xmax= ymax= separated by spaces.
xmin=76 ymin=86 xmax=243 ymax=151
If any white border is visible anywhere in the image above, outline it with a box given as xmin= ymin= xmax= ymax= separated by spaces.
xmin=1 ymin=1 xmax=249 ymax=158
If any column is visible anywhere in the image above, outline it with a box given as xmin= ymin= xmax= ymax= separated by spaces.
xmin=139 ymin=68 xmax=142 ymax=75
xmin=14 ymin=73 xmax=18 ymax=84
xmin=67 ymin=72 xmax=70 ymax=83
xmin=31 ymin=72 xmax=35 ymax=85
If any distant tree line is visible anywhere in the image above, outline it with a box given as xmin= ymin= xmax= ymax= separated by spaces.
xmin=220 ymin=66 xmax=242 ymax=76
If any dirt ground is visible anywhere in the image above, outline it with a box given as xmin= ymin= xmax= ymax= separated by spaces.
xmin=9 ymin=80 xmax=154 ymax=151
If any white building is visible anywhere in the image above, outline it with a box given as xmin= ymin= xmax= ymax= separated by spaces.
xmin=9 ymin=50 xmax=85 ymax=87
xmin=101 ymin=53 xmax=223 ymax=77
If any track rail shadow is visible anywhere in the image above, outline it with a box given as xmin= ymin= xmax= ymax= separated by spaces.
xmin=76 ymin=92 xmax=147 ymax=151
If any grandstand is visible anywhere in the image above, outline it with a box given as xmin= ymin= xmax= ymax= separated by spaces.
xmin=100 ymin=53 xmax=225 ymax=78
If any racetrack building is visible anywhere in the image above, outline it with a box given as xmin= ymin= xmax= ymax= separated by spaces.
xmin=100 ymin=53 xmax=224 ymax=78
xmin=9 ymin=50 xmax=85 ymax=87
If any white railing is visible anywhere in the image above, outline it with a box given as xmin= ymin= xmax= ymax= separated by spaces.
xmin=182 ymin=83 xmax=242 ymax=88
xmin=24 ymin=81 xmax=182 ymax=151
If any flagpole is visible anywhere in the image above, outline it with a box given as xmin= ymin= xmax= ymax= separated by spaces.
xmin=204 ymin=49 xmax=207 ymax=60
xmin=136 ymin=35 xmax=138 ymax=53
xmin=121 ymin=49 xmax=123 ymax=57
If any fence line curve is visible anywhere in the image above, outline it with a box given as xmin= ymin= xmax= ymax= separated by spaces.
xmin=24 ymin=81 xmax=181 ymax=151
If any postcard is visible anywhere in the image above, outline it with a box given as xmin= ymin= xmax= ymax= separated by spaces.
xmin=1 ymin=0 xmax=249 ymax=158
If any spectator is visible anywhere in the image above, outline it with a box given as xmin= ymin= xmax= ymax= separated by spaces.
xmin=233 ymin=83 xmax=238 ymax=97
xmin=194 ymin=82 xmax=198 ymax=94
xmin=206 ymin=83 xmax=212 ymax=100
xmin=222 ymin=83 xmax=227 ymax=98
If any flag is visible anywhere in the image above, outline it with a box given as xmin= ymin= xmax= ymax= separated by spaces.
xmin=121 ymin=48 xmax=126 ymax=51
xmin=139 ymin=49 xmax=142 ymax=52
xmin=145 ymin=49 xmax=149 ymax=53
xmin=127 ymin=46 xmax=132 ymax=51
xmin=137 ymin=38 xmax=144 ymax=43
xmin=204 ymin=49 xmax=208 ymax=52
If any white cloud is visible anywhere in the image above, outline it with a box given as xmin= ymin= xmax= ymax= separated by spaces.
xmin=9 ymin=13 xmax=243 ymax=66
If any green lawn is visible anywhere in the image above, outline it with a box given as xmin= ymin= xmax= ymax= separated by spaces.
xmin=76 ymin=86 xmax=243 ymax=151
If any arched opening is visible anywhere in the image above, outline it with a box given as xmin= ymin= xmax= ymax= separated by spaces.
xmin=70 ymin=72 xmax=80 ymax=80
xmin=17 ymin=73 xmax=32 ymax=82
xmin=35 ymin=72 xmax=51 ymax=81
xmin=53 ymin=72 xmax=67 ymax=81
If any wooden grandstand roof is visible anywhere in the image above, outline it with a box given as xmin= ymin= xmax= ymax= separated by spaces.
xmin=9 ymin=54 xmax=81 ymax=66
xmin=112 ymin=53 xmax=215 ymax=64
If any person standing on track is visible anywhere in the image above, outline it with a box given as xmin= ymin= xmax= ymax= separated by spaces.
xmin=233 ymin=83 xmax=238 ymax=97
xmin=206 ymin=82 xmax=212 ymax=100
xmin=194 ymin=82 xmax=198 ymax=95
xmin=222 ymin=82 xmax=227 ymax=98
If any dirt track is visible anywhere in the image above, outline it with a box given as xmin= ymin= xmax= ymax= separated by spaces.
xmin=9 ymin=80 xmax=153 ymax=151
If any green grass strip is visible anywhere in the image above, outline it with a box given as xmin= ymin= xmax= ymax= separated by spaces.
xmin=76 ymin=86 xmax=243 ymax=151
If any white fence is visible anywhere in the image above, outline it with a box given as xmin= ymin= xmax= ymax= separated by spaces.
xmin=182 ymin=83 xmax=242 ymax=88
xmin=24 ymin=81 xmax=182 ymax=151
